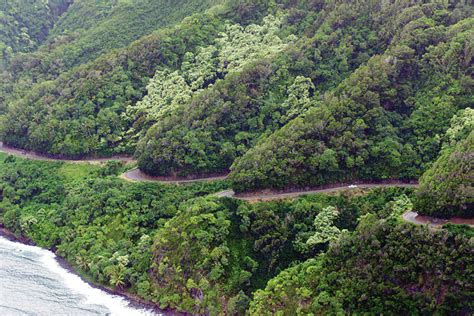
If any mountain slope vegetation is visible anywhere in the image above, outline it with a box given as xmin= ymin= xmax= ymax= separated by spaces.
xmin=0 ymin=0 xmax=226 ymax=150
xmin=0 ymin=1 xmax=473 ymax=315
xmin=0 ymin=0 xmax=283 ymax=158
xmin=0 ymin=1 xmax=239 ymax=156
xmin=1 ymin=154 xmax=471 ymax=314
xmin=415 ymin=108 xmax=473 ymax=218
xmin=250 ymin=216 xmax=473 ymax=314
xmin=1 ymin=1 xmax=472 ymax=191
xmin=5 ymin=0 xmax=223 ymax=80
xmin=230 ymin=14 xmax=473 ymax=191
xmin=0 ymin=0 xmax=72 ymax=58
xmin=133 ymin=1 xmax=473 ymax=184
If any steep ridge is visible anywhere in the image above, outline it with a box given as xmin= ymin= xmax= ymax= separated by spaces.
xmin=230 ymin=15 xmax=473 ymax=192
xmin=136 ymin=0 xmax=450 ymax=177
xmin=0 ymin=2 xmax=472 ymax=314
xmin=0 ymin=0 xmax=222 ymax=120
xmin=414 ymin=109 xmax=473 ymax=218
xmin=130 ymin=1 xmax=473 ymax=187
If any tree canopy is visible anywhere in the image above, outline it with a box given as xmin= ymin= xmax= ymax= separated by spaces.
xmin=415 ymin=108 xmax=474 ymax=218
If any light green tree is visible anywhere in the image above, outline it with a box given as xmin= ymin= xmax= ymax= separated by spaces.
xmin=126 ymin=13 xmax=291 ymax=140
xmin=443 ymin=108 xmax=473 ymax=148
xmin=126 ymin=69 xmax=192 ymax=139
xmin=217 ymin=14 xmax=286 ymax=74
xmin=280 ymin=76 xmax=316 ymax=124
xmin=306 ymin=206 xmax=343 ymax=246
xmin=182 ymin=46 xmax=219 ymax=90
xmin=105 ymin=252 xmax=129 ymax=288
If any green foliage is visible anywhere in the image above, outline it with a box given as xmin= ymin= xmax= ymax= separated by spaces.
xmin=135 ymin=0 xmax=397 ymax=176
xmin=4 ymin=0 xmax=221 ymax=75
xmin=306 ymin=206 xmax=343 ymax=247
xmin=2 ymin=155 xmax=470 ymax=314
xmin=135 ymin=56 xmax=295 ymax=175
xmin=415 ymin=109 xmax=473 ymax=218
xmin=45 ymin=0 xmax=215 ymax=67
xmin=0 ymin=1 xmax=473 ymax=314
xmin=1 ymin=1 xmax=472 ymax=189
xmin=147 ymin=187 xmax=417 ymax=312
xmin=151 ymin=197 xmax=234 ymax=313
xmin=250 ymin=219 xmax=474 ymax=315
xmin=1 ymin=11 xmax=226 ymax=156
xmin=128 ymin=14 xmax=289 ymax=142
xmin=230 ymin=14 xmax=473 ymax=191
xmin=0 ymin=0 xmax=71 ymax=59
xmin=134 ymin=0 xmax=473 ymax=183
xmin=0 ymin=155 xmax=227 ymax=297
xmin=0 ymin=154 xmax=423 ymax=314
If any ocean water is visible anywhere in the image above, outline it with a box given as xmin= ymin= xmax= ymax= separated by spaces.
xmin=0 ymin=236 xmax=159 ymax=316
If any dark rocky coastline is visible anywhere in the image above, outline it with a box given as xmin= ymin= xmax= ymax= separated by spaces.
xmin=0 ymin=224 xmax=182 ymax=316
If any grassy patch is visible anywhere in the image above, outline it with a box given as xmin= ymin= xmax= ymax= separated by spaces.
xmin=58 ymin=163 xmax=100 ymax=181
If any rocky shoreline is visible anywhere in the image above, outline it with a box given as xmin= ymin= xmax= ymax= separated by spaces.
xmin=0 ymin=224 xmax=183 ymax=316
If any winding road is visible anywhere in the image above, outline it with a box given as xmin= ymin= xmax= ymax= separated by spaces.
xmin=1 ymin=142 xmax=472 ymax=227
xmin=214 ymin=182 xmax=418 ymax=202
xmin=0 ymin=143 xmax=419 ymax=198
xmin=0 ymin=142 xmax=228 ymax=184
xmin=402 ymin=211 xmax=474 ymax=228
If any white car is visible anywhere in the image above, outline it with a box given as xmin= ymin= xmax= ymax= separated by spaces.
xmin=348 ymin=184 xmax=358 ymax=188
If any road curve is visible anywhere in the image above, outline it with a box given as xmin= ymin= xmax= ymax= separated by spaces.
xmin=217 ymin=190 xmax=473 ymax=227
xmin=402 ymin=211 xmax=474 ymax=228
xmin=214 ymin=182 xmax=418 ymax=202
xmin=0 ymin=142 xmax=228 ymax=183
xmin=1 ymin=143 xmax=420 ymax=198
xmin=3 ymin=143 xmax=472 ymax=226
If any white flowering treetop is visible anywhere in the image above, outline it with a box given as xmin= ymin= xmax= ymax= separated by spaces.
xmin=306 ymin=206 xmax=343 ymax=247
xmin=126 ymin=13 xmax=292 ymax=140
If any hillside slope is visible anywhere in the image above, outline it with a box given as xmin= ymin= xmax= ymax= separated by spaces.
xmin=0 ymin=1 xmax=472 ymax=314
xmin=1 ymin=1 xmax=472 ymax=193
xmin=5 ymin=0 xmax=223 ymax=80
xmin=0 ymin=1 xmax=241 ymax=156
xmin=415 ymin=108 xmax=473 ymax=218
xmin=1 ymin=153 xmax=471 ymax=314
xmin=249 ymin=217 xmax=473 ymax=315
xmin=0 ymin=0 xmax=72 ymax=59
xmin=230 ymin=14 xmax=473 ymax=191
xmin=136 ymin=0 xmax=473 ymax=186
xmin=0 ymin=0 xmax=224 ymax=131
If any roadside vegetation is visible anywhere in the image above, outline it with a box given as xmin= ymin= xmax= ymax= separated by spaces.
xmin=1 ymin=153 xmax=472 ymax=314
xmin=0 ymin=0 xmax=472 ymax=314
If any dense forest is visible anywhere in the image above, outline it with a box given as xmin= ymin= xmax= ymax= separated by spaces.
xmin=1 ymin=154 xmax=472 ymax=314
xmin=250 ymin=217 xmax=473 ymax=314
xmin=0 ymin=0 xmax=72 ymax=58
xmin=415 ymin=108 xmax=473 ymax=218
xmin=1 ymin=1 xmax=472 ymax=189
xmin=0 ymin=0 xmax=472 ymax=315
xmin=229 ymin=12 xmax=473 ymax=191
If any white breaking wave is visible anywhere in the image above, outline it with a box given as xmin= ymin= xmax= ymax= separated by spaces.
xmin=0 ymin=236 xmax=159 ymax=316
